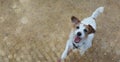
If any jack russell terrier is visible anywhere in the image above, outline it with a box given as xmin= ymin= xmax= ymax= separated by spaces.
xmin=59 ymin=7 xmax=104 ymax=62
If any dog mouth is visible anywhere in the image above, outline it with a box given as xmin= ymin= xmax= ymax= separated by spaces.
xmin=74 ymin=36 xmax=81 ymax=43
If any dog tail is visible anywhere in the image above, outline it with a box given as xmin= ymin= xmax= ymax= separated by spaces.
xmin=91 ymin=7 xmax=104 ymax=19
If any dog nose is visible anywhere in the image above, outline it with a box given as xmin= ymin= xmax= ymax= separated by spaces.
xmin=77 ymin=32 xmax=81 ymax=36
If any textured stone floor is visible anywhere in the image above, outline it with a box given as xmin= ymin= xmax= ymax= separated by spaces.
xmin=0 ymin=0 xmax=120 ymax=62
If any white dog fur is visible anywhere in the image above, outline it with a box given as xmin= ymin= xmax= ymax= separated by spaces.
xmin=60 ymin=7 xmax=104 ymax=61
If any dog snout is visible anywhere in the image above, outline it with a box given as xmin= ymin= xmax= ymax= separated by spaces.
xmin=77 ymin=32 xmax=81 ymax=36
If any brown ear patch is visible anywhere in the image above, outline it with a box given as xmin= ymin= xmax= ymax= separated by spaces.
xmin=86 ymin=25 xmax=96 ymax=34
xmin=71 ymin=16 xmax=80 ymax=25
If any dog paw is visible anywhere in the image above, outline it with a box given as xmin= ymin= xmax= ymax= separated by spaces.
xmin=57 ymin=59 xmax=64 ymax=62
xmin=79 ymin=50 xmax=85 ymax=56
xmin=57 ymin=59 xmax=61 ymax=62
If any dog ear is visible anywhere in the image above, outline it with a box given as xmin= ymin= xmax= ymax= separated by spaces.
xmin=87 ymin=25 xmax=95 ymax=34
xmin=71 ymin=16 xmax=80 ymax=25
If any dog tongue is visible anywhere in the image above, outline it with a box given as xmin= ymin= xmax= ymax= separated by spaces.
xmin=74 ymin=36 xmax=81 ymax=43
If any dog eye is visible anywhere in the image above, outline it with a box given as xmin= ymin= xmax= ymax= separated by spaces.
xmin=76 ymin=26 xmax=79 ymax=29
xmin=84 ymin=29 xmax=87 ymax=32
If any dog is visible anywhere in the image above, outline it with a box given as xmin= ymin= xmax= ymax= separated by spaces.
xmin=59 ymin=7 xmax=104 ymax=62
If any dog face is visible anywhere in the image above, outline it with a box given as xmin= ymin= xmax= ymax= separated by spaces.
xmin=71 ymin=16 xmax=95 ymax=43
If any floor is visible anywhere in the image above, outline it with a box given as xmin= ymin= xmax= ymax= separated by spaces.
xmin=0 ymin=0 xmax=120 ymax=62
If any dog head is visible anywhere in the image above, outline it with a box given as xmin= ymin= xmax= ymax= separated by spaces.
xmin=71 ymin=16 xmax=95 ymax=43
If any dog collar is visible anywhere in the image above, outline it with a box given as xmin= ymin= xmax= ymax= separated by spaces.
xmin=73 ymin=43 xmax=79 ymax=49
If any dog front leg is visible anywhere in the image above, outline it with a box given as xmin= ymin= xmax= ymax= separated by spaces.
xmin=79 ymin=41 xmax=92 ymax=56
xmin=60 ymin=40 xmax=72 ymax=62
xmin=61 ymin=44 xmax=70 ymax=60
xmin=79 ymin=46 xmax=86 ymax=56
